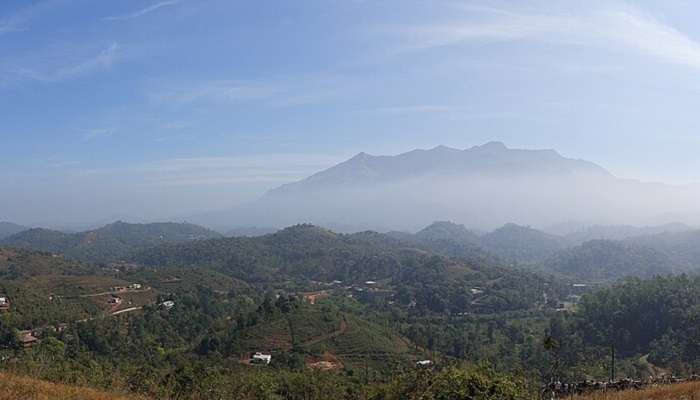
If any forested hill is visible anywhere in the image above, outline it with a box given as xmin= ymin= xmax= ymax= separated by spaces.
xmin=389 ymin=221 xmax=566 ymax=266
xmin=387 ymin=222 xmax=506 ymax=268
xmin=0 ymin=222 xmax=28 ymax=240
xmin=395 ymin=221 xmax=693 ymax=282
xmin=480 ymin=223 xmax=566 ymax=263
xmin=542 ymin=239 xmax=678 ymax=282
xmin=131 ymin=224 xmax=566 ymax=313
xmin=625 ymin=230 xmax=700 ymax=271
xmin=0 ymin=221 xmax=222 ymax=263
xmin=561 ymin=275 xmax=700 ymax=374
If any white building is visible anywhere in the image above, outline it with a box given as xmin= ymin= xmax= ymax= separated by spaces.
xmin=416 ymin=360 xmax=433 ymax=367
xmin=0 ymin=297 xmax=7 ymax=306
xmin=128 ymin=283 xmax=142 ymax=290
xmin=251 ymin=352 xmax=272 ymax=365
xmin=161 ymin=300 xmax=175 ymax=310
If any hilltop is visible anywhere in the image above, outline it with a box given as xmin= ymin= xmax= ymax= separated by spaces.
xmin=0 ymin=221 xmax=222 ymax=263
xmin=543 ymin=239 xmax=678 ymax=281
xmin=0 ymin=222 xmax=28 ymax=240
xmin=390 ymin=221 xmax=695 ymax=282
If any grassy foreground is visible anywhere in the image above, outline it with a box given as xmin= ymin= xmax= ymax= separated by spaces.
xmin=0 ymin=372 xmax=141 ymax=400
xmin=576 ymin=381 xmax=700 ymax=400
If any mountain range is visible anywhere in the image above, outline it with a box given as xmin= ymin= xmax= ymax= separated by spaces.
xmin=192 ymin=142 xmax=700 ymax=232
xmin=387 ymin=220 xmax=700 ymax=282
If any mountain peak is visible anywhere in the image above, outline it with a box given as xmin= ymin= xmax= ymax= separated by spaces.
xmin=350 ymin=151 xmax=372 ymax=161
xmin=430 ymin=145 xmax=459 ymax=152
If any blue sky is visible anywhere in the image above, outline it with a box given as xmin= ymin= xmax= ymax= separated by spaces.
xmin=3 ymin=0 xmax=700 ymax=226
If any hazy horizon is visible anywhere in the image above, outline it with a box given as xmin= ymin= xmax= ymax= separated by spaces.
xmin=4 ymin=141 xmax=700 ymax=232
xmin=4 ymin=1 xmax=700 ymax=228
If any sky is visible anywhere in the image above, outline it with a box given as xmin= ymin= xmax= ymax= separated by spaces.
xmin=3 ymin=0 xmax=700 ymax=227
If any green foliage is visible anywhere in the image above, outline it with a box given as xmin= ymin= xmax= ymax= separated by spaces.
xmin=481 ymin=223 xmax=565 ymax=264
xmin=375 ymin=365 xmax=529 ymax=400
xmin=544 ymin=240 xmax=676 ymax=281
xmin=0 ymin=221 xmax=222 ymax=263
xmin=132 ymin=224 xmax=566 ymax=314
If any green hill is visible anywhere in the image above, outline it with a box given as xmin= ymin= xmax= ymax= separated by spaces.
xmin=389 ymin=221 xmax=567 ymax=267
xmin=543 ymin=239 xmax=677 ymax=282
xmin=625 ymin=229 xmax=700 ymax=271
xmin=0 ymin=222 xmax=28 ymax=240
xmin=480 ymin=223 xmax=566 ymax=264
xmin=131 ymin=224 xmax=567 ymax=314
xmin=388 ymin=222 xmax=505 ymax=268
xmin=0 ymin=221 xmax=222 ymax=262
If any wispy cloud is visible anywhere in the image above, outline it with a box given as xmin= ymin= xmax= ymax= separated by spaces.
xmin=368 ymin=105 xmax=455 ymax=114
xmin=0 ymin=1 xmax=57 ymax=35
xmin=0 ymin=17 xmax=24 ymax=34
xmin=104 ymin=1 xmax=181 ymax=21
xmin=389 ymin=6 xmax=700 ymax=70
xmin=148 ymin=75 xmax=347 ymax=108
xmin=53 ymin=43 xmax=121 ymax=80
xmin=4 ymin=43 xmax=121 ymax=84
xmin=81 ymin=128 xmax=116 ymax=141
xmin=149 ymin=80 xmax=278 ymax=105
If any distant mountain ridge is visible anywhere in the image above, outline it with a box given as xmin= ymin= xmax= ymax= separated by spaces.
xmin=267 ymin=141 xmax=610 ymax=197
xmin=0 ymin=221 xmax=29 ymax=239
xmin=542 ymin=239 xmax=678 ymax=282
xmin=193 ymin=142 xmax=700 ymax=231
xmin=0 ymin=221 xmax=222 ymax=262
xmin=390 ymin=221 xmax=566 ymax=265
xmin=391 ymin=220 xmax=696 ymax=282
xmin=555 ymin=222 xmax=693 ymax=244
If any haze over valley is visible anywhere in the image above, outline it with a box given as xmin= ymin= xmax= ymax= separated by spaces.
xmin=5 ymin=1 xmax=700 ymax=399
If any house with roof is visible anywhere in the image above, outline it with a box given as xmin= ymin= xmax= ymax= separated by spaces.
xmin=19 ymin=330 xmax=39 ymax=349
xmin=251 ymin=352 xmax=272 ymax=365
xmin=161 ymin=300 xmax=175 ymax=310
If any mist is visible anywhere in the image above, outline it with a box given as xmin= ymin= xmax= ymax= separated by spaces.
xmin=189 ymin=149 xmax=700 ymax=233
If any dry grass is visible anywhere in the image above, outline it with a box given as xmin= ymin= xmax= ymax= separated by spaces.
xmin=576 ymin=381 xmax=700 ymax=400
xmin=0 ymin=372 xmax=143 ymax=400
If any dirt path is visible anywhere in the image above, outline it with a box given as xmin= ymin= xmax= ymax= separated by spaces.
xmin=77 ymin=288 xmax=151 ymax=298
xmin=111 ymin=307 xmax=142 ymax=316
